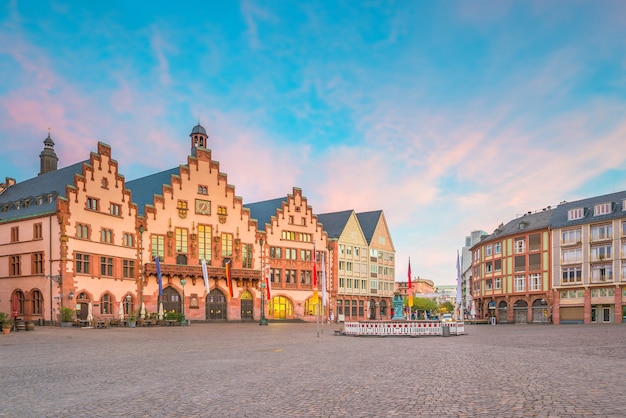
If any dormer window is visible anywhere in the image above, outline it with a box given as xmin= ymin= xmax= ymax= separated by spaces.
xmin=622 ymin=200 xmax=626 ymax=211
xmin=567 ymin=208 xmax=584 ymax=221
xmin=593 ymin=203 xmax=611 ymax=216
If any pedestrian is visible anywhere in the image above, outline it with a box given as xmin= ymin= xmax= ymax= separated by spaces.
xmin=330 ymin=312 xmax=335 ymax=323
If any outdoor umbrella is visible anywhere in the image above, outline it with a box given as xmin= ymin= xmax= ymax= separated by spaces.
xmin=140 ymin=302 xmax=146 ymax=320
xmin=87 ymin=302 xmax=93 ymax=322
xmin=158 ymin=302 xmax=164 ymax=320
xmin=118 ymin=301 xmax=124 ymax=320
xmin=12 ymin=294 xmax=19 ymax=319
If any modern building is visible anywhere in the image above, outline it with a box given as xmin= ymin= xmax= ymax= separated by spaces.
xmin=460 ymin=230 xmax=487 ymax=319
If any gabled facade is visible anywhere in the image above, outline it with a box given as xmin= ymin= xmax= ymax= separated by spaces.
xmin=550 ymin=192 xmax=626 ymax=324
xmin=470 ymin=210 xmax=552 ymax=323
xmin=245 ymin=188 xmax=328 ymax=321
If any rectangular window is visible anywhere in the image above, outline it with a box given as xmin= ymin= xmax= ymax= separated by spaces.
xmin=9 ymin=255 xmax=21 ymax=276
xmin=109 ymin=203 xmax=121 ymax=216
xmin=101 ymin=229 xmax=113 ymax=243
xmin=562 ymin=229 xmax=582 ymax=245
xmin=11 ymin=226 xmax=19 ymax=242
xmin=486 ymin=245 xmax=492 ymax=256
xmin=591 ymin=245 xmax=612 ymax=261
xmin=485 ymin=262 xmax=493 ymax=273
xmin=594 ymin=203 xmax=611 ymax=216
xmin=77 ymin=224 xmax=89 ymax=239
xmin=567 ymin=207 xmax=584 ymax=221
xmin=347 ymin=278 xmax=353 ymax=289
xmin=270 ymin=247 xmax=282 ymax=259
xmin=198 ymin=225 xmax=212 ymax=262
xmin=221 ymin=233 xmax=233 ymax=257
xmin=486 ymin=279 xmax=492 ymax=290
xmin=562 ymin=248 xmax=582 ymax=264
xmin=242 ymin=244 xmax=252 ymax=268
xmin=33 ymin=223 xmax=43 ymax=240
xmin=495 ymin=242 xmax=501 ymax=254
xmin=123 ymin=233 xmax=134 ymax=247
xmin=176 ymin=228 xmax=188 ymax=254
xmin=590 ymin=224 xmax=612 ymax=241
xmin=562 ymin=266 xmax=582 ymax=284
xmin=301 ymin=270 xmax=311 ymax=284
xmin=515 ymin=275 xmax=525 ymax=292
xmin=285 ymin=269 xmax=296 ymax=284
xmin=529 ymin=233 xmax=540 ymax=251
xmin=270 ymin=268 xmax=282 ymax=283
xmin=528 ymin=253 xmax=541 ymax=271
xmin=198 ymin=185 xmax=208 ymax=195
xmin=151 ymin=235 xmax=165 ymax=261
xmin=529 ymin=273 xmax=541 ymax=291
xmin=300 ymin=249 xmax=311 ymax=261
xmin=87 ymin=197 xmax=98 ymax=211
xmin=514 ymin=255 xmax=526 ymax=272
xmin=100 ymin=257 xmax=113 ymax=276
xmin=76 ymin=253 xmax=90 ymax=274
xmin=123 ymin=259 xmax=135 ymax=278
xmin=591 ymin=264 xmax=613 ymax=283
xmin=515 ymin=239 xmax=525 ymax=254
xmin=33 ymin=252 xmax=44 ymax=274
xmin=494 ymin=277 xmax=502 ymax=289
xmin=494 ymin=259 xmax=502 ymax=272
xmin=285 ymin=248 xmax=297 ymax=260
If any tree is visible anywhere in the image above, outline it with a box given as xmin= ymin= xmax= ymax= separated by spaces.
xmin=439 ymin=301 xmax=454 ymax=314
xmin=413 ymin=297 xmax=437 ymax=317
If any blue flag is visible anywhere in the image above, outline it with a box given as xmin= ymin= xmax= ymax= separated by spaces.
xmin=155 ymin=256 xmax=163 ymax=296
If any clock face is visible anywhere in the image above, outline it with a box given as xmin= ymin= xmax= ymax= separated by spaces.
xmin=195 ymin=199 xmax=211 ymax=215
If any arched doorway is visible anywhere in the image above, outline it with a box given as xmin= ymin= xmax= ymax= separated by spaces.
xmin=240 ymin=290 xmax=253 ymax=321
xmin=76 ymin=292 xmax=91 ymax=320
xmin=269 ymin=296 xmax=293 ymax=319
xmin=514 ymin=300 xmax=528 ymax=323
xmin=369 ymin=299 xmax=376 ymax=320
xmin=162 ymin=286 xmax=181 ymax=313
xmin=379 ymin=300 xmax=388 ymax=319
xmin=532 ymin=299 xmax=548 ymax=323
xmin=206 ymin=289 xmax=227 ymax=320
xmin=498 ymin=301 xmax=508 ymax=323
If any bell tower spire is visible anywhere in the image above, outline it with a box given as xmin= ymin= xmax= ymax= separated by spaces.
xmin=190 ymin=122 xmax=208 ymax=156
xmin=39 ymin=129 xmax=59 ymax=176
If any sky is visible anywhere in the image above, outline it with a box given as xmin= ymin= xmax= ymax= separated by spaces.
xmin=1 ymin=1 xmax=626 ymax=286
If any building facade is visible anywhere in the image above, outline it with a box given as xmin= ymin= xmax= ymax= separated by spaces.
xmin=470 ymin=210 xmax=552 ymax=324
xmin=1 ymin=126 xmax=394 ymax=324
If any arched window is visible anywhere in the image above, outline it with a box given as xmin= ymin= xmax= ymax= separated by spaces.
xmin=32 ymin=289 xmax=43 ymax=315
xmin=14 ymin=290 xmax=25 ymax=316
xmin=269 ymin=296 xmax=292 ymax=320
xmin=123 ymin=295 xmax=134 ymax=316
xmin=100 ymin=293 xmax=112 ymax=314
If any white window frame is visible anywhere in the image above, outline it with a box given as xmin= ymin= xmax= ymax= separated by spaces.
xmin=590 ymin=224 xmax=612 ymax=241
xmin=529 ymin=273 xmax=541 ymax=291
xmin=562 ymin=248 xmax=582 ymax=264
xmin=515 ymin=275 xmax=526 ymax=292
xmin=591 ymin=263 xmax=613 ymax=283
xmin=567 ymin=208 xmax=584 ymax=221
xmin=515 ymin=239 xmax=525 ymax=254
xmin=561 ymin=228 xmax=581 ymax=245
xmin=495 ymin=242 xmax=501 ymax=254
xmin=486 ymin=245 xmax=492 ymax=256
xmin=590 ymin=244 xmax=612 ymax=262
xmin=593 ymin=203 xmax=611 ymax=216
xmin=562 ymin=266 xmax=582 ymax=284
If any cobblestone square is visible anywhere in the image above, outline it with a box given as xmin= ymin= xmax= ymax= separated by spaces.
xmin=1 ymin=323 xmax=625 ymax=417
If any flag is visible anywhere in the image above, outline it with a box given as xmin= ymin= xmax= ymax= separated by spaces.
xmin=226 ymin=259 xmax=233 ymax=298
xmin=264 ymin=263 xmax=271 ymax=300
xmin=456 ymin=250 xmax=462 ymax=307
xmin=312 ymin=243 xmax=318 ymax=304
xmin=201 ymin=259 xmax=210 ymax=293
xmin=155 ymin=256 xmax=163 ymax=297
xmin=321 ymin=251 xmax=327 ymax=307
xmin=407 ymin=258 xmax=413 ymax=307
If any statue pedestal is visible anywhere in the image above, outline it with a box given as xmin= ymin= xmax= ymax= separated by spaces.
xmin=392 ymin=294 xmax=405 ymax=320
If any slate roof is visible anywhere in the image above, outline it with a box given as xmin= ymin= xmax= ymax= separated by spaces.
xmin=356 ymin=210 xmax=383 ymax=245
xmin=0 ymin=161 xmax=85 ymax=221
xmin=477 ymin=208 xmax=554 ymax=247
xmin=125 ymin=167 xmax=180 ymax=216
xmin=317 ymin=210 xmax=354 ymax=239
xmin=243 ymin=197 xmax=287 ymax=232
xmin=550 ymin=190 xmax=626 ymax=229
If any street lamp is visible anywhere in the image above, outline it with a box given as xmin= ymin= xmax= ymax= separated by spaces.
xmin=180 ymin=278 xmax=187 ymax=325
xmin=259 ymin=239 xmax=268 ymax=326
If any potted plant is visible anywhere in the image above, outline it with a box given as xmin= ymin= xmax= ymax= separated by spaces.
xmin=127 ymin=312 xmax=136 ymax=328
xmin=59 ymin=306 xmax=74 ymax=327
xmin=1 ymin=312 xmax=12 ymax=334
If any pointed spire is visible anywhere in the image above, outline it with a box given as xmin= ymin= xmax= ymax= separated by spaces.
xmin=39 ymin=129 xmax=59 ymax=176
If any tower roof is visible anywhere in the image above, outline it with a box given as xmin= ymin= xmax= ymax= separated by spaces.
xmin=190 ymin=124 xmax=207 ymax=135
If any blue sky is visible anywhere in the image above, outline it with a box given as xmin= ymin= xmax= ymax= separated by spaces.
xmin=1 ymin=1 xmax=625 ymax=285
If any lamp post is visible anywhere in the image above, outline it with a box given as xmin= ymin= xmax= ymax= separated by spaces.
xmin=259 ymin=239 xmax=268 ymax=326
xmin=138 ymin=226 xmax=144 ymax=313
xmin=180 ymin=278 xmax=187 ymax=325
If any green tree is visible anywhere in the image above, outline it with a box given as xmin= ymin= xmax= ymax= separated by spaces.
xmin=439 ymin=301 xmax=454 ymax=313
xmin=414 ymin=297 xmax=437 ymax=318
